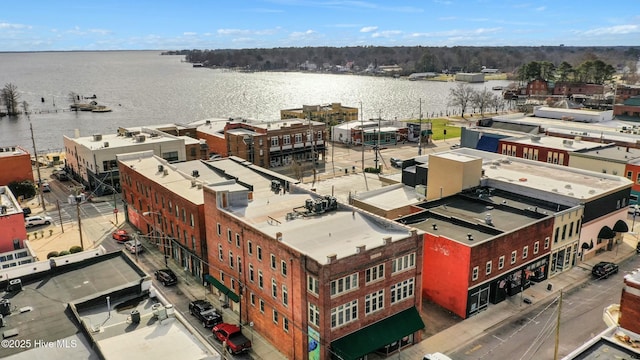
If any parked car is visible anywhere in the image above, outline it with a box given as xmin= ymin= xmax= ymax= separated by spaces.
xmin=189 ymin=300 xmax=223 ymax=328
xmin=628 ymin=205 xmax=639 ymax=215
xmin=25 ymin=215 xmax=52 ymax=228
xmin=423 ymin=353 xmax=453 ymax=360
xmin=56 ymin=172 xmax=69 ymax=181
xmin=112 ymin=229 xmax=130 ymax=242
xmin=154 ymin=268 xmax=178 ymax=286
xmin=450 ymin=143 xmax=460 ymax=150
xmin=124 ymin=239 xmax=143 ymax=254
xmin=22 ymin=207 xmax=32 ymax=218
xmin=212 ymin=323 xmax=252 ymax=355
xmin=41 ymin=182 xmax=51 ymax=192
xmin=390 ymin=157 xmax=403 ymax=168
xmin=592 ymin=261 xmax=619 ymax=279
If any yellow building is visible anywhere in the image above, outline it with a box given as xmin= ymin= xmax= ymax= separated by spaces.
xmin=280 ymin=102 xmax=358 ymax=124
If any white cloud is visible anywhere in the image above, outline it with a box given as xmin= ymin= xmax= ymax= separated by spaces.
xmin=183 ymin=32 xmax=197 ymax=36
xmin=290 ymin=29 xmax=316 ymax=38
xmin=217 ymin=29 xmax=251 ymax=36
xmin=371 ymin=30 xmax=402 ymax=38
xmin=535 ymin=6 xmax=546 ymax=11
xmin=0 ymin=22 xmax=30 ymax=30
xmin=581 ymin=24 xmax=639 ymax=36
xmin=360 ymin=26 xmax=378 ymax=33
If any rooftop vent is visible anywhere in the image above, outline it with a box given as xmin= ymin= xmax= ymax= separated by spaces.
xmin=485 ymin=213 xmax=493 ymax=225
xmin=432 ymin=223 xmax=438 ymax=230
xmin=136 ymin=135 xmax=146 ymax=143
xmin=92 ymin=134 xmax=102 ymax=141
xmin=158 ymin=165 xmax=164 ymax=172
xmin=192 ymin=170 xmax=199 ymax=178
xmin=205 ymin=120 xmax=211 ymax=125
xmin=467 ymin=233 xmax=474 ymax=241
xmin=163 ymin=169 xmax=168 ymax=176
xmin=103 ymin=141 xmax=109 ymax=148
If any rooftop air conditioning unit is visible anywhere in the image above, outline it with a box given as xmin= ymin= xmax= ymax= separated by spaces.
xmin=136 ymin=135 xmax=146 ymax=142
xmin=158 ymin=165 xmax=164 ymax=172
xmin=103 ymin=141 xmax=109 ymax=148
xmin=93 ymin=134 xmax=102 ymax=141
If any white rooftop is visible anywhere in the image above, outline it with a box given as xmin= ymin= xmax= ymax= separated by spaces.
xmin=503 ymin=135 xmax=607 ymax=151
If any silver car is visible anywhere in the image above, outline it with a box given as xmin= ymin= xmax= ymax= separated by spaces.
xmin=25 ymin=215 xmax=53 ymax=227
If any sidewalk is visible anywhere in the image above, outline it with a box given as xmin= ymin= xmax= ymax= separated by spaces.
xmin=392 ymin=233 xmax=639 ymax=359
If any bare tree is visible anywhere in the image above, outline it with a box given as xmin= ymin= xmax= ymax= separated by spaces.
xmin=1 ymin=83 xmax=20 ymax=116
xmin=470 ymin=88 xmax=494 ymax=118
xmin=448 ymin=83 xmax=474 ymax=118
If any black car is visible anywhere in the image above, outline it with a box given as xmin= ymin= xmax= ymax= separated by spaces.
xmin=189 ymin=300 xmax=223 ymax=328
xmin=592 ymin=261 xmax=619 ymax=279
xmin=154 ymin=268 xmax=178 ymax=286
xmin=22 ymin=207 xmax=31 ymax=218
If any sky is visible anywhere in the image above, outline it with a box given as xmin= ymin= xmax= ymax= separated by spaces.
xmin=1 ymin=0 xmax=639 ymax=51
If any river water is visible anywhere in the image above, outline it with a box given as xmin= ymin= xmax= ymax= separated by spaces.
xmin=0 ymin=51 xmax=511 ymax=151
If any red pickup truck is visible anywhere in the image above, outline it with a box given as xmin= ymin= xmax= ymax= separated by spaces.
xmin=212 ymin=322 xmax=252 ymax=355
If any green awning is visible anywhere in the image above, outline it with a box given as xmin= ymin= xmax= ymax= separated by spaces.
xmin=204 ymin=274 xmax=240 ymax=303
xmin=331 ymin=307 xmax=424 ymax=360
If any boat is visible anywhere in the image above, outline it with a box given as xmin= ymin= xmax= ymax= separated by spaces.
xmin=492 ymin=86 xmax=504 ymax=91
xmin=92 ymin=106 xmax=112 ymax=113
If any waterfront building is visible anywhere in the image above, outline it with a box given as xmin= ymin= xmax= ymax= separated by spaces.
xmin=330 ymin=119 xmax=409 ymax=146
xmin=280 ymin=103 xmax=358 ymax=124
xmin=0 ymin=145 xmax=34 ymax=186
xmin=497 ymin=134 xmax=607 ymax=166
xmin=203 ymin=174 xmax=425 ymax=359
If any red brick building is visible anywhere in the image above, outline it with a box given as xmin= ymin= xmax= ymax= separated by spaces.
xmin=400 ymin=194 xmax=554 ymax=318
xmin=203 ymin=182 xmax=424 ymax=360
xmin=0 ymin=145 xmax=34 ymax=186
xmin=497 ymin=135 xmax=604 ymax=166
xmin=117 ymin=151 xmax=210 ymax=280
xmin=0 ymin=186 xmax=29 ymax=253
xmin=619 ymin=269 xmax=640 ymax=334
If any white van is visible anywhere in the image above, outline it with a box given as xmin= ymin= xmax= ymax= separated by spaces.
xmin=423 ymin=353 xmax=453 ymax=360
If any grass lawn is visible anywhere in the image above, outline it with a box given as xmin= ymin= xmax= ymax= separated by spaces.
xmin=407 ymin=118 xmax=462 ymax=141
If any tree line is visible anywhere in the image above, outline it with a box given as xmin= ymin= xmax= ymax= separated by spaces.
xmin=164 ymin=46 xmax=639 ymax=77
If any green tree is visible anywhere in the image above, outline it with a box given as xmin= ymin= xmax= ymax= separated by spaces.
xmin=556 ymin=61 xmax=573 ymax=82
xmin=8 ymin=180 xmax=36 ymax=200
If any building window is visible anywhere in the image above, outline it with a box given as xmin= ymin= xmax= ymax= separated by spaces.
xmin=259 ymin=299 xmax=265 ymax=313
xmin=190 ymin=214 xmax=194 ymax=227
xmin=283 ymin=317 xmax=289 ymax=332
xmin=498 ymin=256 xmax=505 ymax=270
xmin=283 ymin=135 xmax=291 ymax=145
xmin=281 ymin=260 xmax=287 ymax=276
xmin=534 ymin=241 xmax=539 ymax=254
xmin=511 ymin=250 xmax=517 ymax=264
xmin=392 ymin=253 xmax=415 ymax=274
xmin=554 ymin=227 xmax=559 ymax=243
xmin=271 ymin=137 xmax=279 ymax=146
xmin=331 ymin=300 xmax=358 ymax=328
xmin=273 ymin=310 xmax=279 ymax=324
xmin=258 ymin=270 xmax=263 ymax=289
xmin=236 ymin=233 xmax=240 ymax=248
xmin=249 ymin=264 xmax=254 ymax=282
xmin=282 ymin=285 xmax=288 ymax=306
xmin=317 ymin=130 xmax=323 ymax=140
xmin=561 ymin=224 xmax=567 ymax=240
xmin=271 ymin=278 xmax=277 ymax=298
xmin=295 ymin=133 xmax=302 ymax=143
xmin=365 ymin=289 xmax=384 ymax=315
xmin=309 ymin=303 xmax=320 ymax=327
xmin=237 ymin=256 xmax=242 ymax=274
xmin=228 ymin=251 xmax=234 ymax=268
xmin=522 ymin=246 xmax=528 ymax=259
xmin=270 ymin=254 xmax=276 ymax=269
xmin=627 ymin=171 xmax=633 ymax=180
xmin=544 ymin=237 xmax=550 ymax=249
xmin=248 ymin=241 xmax=253 ymax=255
xmin=218 ymin=244 xmax=223 ymax=261
xmin=257 ymin=246 xmax=262 ymax=261
xmin=217 ymin=223 xmax=221 ymax=236
xmin=330 ymin=273 xmax=358 ymax=297
xmin=486 ymin=261 xmax=492 ymax=275
xmin=365 ymin=264 xmax=385 ymax=283
xmin=227 ymin=229 xmax=232 ymax=243
xmin=250 ymin=293 xmax=255 ymax=306
xmin=308 ymin=275 xmax=319 ymax=295
xmin=390 ymin=278 xmax=414 ymax=304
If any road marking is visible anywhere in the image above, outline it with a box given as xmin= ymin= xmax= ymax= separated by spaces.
xmin=492 ymin=334 xmax=505 ymax=342
xmin=465 ymin=344 xmax=483 ymax=354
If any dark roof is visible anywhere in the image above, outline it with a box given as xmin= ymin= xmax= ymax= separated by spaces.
xmin=623 ymin=96 xmax=640 ymax=106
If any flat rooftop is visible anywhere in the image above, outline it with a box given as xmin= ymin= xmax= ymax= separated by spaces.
xmin=352 ymin=183 xmax=422 ymax=211
xmin=406 ymin=193 xmax=549 ymax=245
xmin=78 ymin=297 xmax=219 ymax=360
xmin=0 ymin=145 xmax=28 ymax=158
xmin=452 ymin=148 xmax=632 ymax=201
xmin=502 ymin=135 xmax=606 ymax=152
xmin=225 ymin=191 xmax=414 ymax=263
xmin=0 ymin=253 xmax=144 ymax=359
xmin=68 ymin=131 xmax=183 ymax=150
xmin=562 ymin=325 xmax=640 ymax=359
xmin=573 ymin=144 xmax=640 ymax=162
xmin=0 ymin=186 xmax=22 ymax=217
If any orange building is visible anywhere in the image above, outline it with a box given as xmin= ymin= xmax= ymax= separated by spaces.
xmin=0 ymin=145 xmax=34 ymax=186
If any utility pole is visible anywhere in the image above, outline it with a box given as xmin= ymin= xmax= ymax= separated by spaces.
xmin=110 ymin=164 xmax=118 ymax=225
xmin=25 ymin=102 xmax=46 ymax=212
xmin=554 ymin=290 xmax=563 ymax=360
xmin=76 ymin=198 xmax=84 ymax=249
xmin=56 ymin=199 xmax=64 ymax=233
xmin=418 ymin=98 xmax=423 ymax=156
xmin=360 ymin=101 xmax=364 ymax=170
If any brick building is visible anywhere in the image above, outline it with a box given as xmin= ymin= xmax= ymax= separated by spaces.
xmin=0 ymin=186 xmax=29 ymax=253
xmin=0 ymin=145 xmax=34 ymax=186
xmin=280 ymin=103 xmax=358 ymax=125
xmin=203 ymin=179 xmax=424 ymax=359
xmin=497 ymin=134 xmax=606 ymax=166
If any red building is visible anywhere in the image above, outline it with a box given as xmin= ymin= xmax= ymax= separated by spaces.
xmin=203 ymin=181 xmax=425 ymax=360
xmin=497 ymin=135 xmax=605 ymax=166
xmin=117 ymin=151 xmax=209 ymax=280
xmin=400 ymin=193 xmax=554 ymax=318
xmin=0 ymin=145 xmax=34 ymax=186
xmin=0 ymin=186 xmax=29 ymax=253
